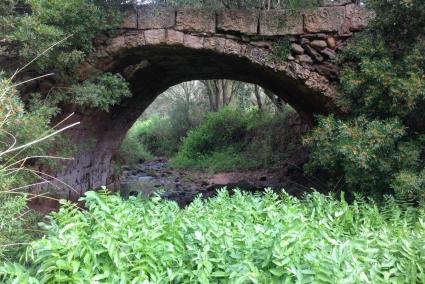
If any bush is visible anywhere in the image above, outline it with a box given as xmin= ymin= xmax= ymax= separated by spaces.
xmin=65 ymin=73 xmax=132 ymax=112
xmin=2 ymin=189 xmax=425 ymax=283
xmin=118 ymin=121 xmax=154 ymax=167
xmin=0 ymin=75 xmax=62 ymax=261
xmin=5 ymin=0 xmax=123 ymax=73
xmin=307 ymin=0 xmax=425 ymax=200
xmin=171 ymin=107 xmax=305 ymax=171
xmin=305 ymin=116 xmax=424 ymax=200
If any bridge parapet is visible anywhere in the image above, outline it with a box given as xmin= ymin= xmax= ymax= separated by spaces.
xmin=123 ymin=2 xmax=371 ymax=36
xmin=117 ymin=1 xmax=373 ymax=80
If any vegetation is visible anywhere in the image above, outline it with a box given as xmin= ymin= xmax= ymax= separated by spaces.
xmin=2 ymin=189 xmax=425 ymax=283
xmin=171 ymin=107 xmax=302 ymax=172
xmin=1 ymin=0 xmax=131 ymax=113
xmin=118 ymin=120 xmax=154 ymax=167
xmin=1 ymin=0 xmax=123 ymax=74
xmin=305 ymin=0 xmax=425 ymax=202
xmin=0 ymin=0 xmax=424 ymax=281
xmin=0 ymin=75 xmax=73 ymax=261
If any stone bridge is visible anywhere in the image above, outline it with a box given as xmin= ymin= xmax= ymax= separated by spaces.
xmin=48 ymin=1 xmax=373 ymax=198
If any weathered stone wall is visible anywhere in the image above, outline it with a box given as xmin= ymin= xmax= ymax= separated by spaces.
xmin=32 ymin=2 xmax=373 ymax=198
xmin=116 ymin=1 xmax=372 ymax=79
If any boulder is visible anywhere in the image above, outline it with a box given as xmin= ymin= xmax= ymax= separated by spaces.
xmin=291 ymin=43 xmax=304 ymax=55
xmin=310 ymin=40 xmax=327 ymax=50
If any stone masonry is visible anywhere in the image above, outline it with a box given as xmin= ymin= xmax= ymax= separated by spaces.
xmin=34 ymin=1 xmax=373 ymax=198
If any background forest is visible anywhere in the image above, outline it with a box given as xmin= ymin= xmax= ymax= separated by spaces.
xmin=0 ymin=0 xmax=424 ymax=282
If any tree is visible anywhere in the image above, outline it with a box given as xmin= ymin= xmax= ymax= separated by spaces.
xmin=201 ymin=80 xmax=234 ymax=112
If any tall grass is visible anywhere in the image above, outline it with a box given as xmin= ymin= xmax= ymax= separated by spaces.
xmin=0 ymin=74 xmax=79 ymax=261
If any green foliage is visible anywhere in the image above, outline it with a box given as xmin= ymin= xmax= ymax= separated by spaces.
xmin=64 ymin=73 xmax=132 ymax=112
xmin=125 ymin=116 xmax=183 ymax=157
xmin=305 ymin=116 xmax=424 ymax=201
xmin=118 ymin=121 xmax=154 ymax=167
xmin=307 ymin=0 xmax=425 ymax=200
xmin=2 ymin=189 xmax=425 ymax=283
xmin=365 ymin=0 xmax=425 ymax=47
xmin=271 ymin=38 xmax=291 ymax=60
xmin=339 ymin=33 xmax=425 ymax=121
xmin=5 ymin=0 xmax=123 ymax=73
xmin=172 ymin=107 xmax=302 ymax=171
xmin=0 ymin=76 xmax=59 ymax=261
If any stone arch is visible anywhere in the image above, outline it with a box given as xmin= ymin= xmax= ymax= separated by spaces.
xmin=48 ymin=3 xmax=373 ymax=198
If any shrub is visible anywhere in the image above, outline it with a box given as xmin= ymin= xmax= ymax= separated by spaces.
xmin=2 ymin=189 xmax=425 ymax=283
xmin=171 ymin=107 xmax=305 ymax=171
xmin=305 ymin=116 xmax=425 ymax=202
xmin=118 ymin=121 xmax=154 ymax=168
xmin=0 ymin=75 xmax=66 ymax=261
xmin=65 ymin=73 xmax=132 ymax=112
xmin=307 ymin=0 xmax=425 ymax=200
xmin=5 ymin=0 xmax=123 ymax=73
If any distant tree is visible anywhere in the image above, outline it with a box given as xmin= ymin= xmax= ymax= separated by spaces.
xmin=201 ymin=80 xmax=235 ymax=112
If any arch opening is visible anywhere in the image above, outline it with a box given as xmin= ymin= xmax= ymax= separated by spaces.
xmin=117 ymin=77 xmax=313 ymax=206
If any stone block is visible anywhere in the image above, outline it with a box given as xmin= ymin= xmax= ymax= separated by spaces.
xmin=121 ymin=10 xmax=138 ymax=29
xmin=106 ymin=36 xmax=127 ymax=54
xmin=304 ymin=6 xmax=346 ymax=33
xmin=203 ymin=37 xmax=226 ymax=53
xmin=138 ymin=6 xmax=176 ymax=29
xmin=224 ymin=39 xmax=242 ymax=55
xmin=144 ymin=29 xmax=166 ymax=45
xmin=260 ymin=10 xmax=303 ymax=35
xmin=176 ymin=9 xmax=216 ymax=33
xmin=166 ymin=29 xmax=184 ymax=45
xmin=320 ymin=47 xmax=337 ymax=60
xmin=297 ymin=54 xmax=313 ymax=64
xmin=125 ymin=33 xmax=146 ymax=48
xmin=345 ymin=4 xmax=374 ymax=31
xmin=291 ymin=43 xmax=304 ymax=55
xmin=183 ymin=34 xmax=204 ymax=49
xmin=217 ymin=10 xmax=258 ymax=35
xmin=310 ymin=40 xmax=327 ymax=50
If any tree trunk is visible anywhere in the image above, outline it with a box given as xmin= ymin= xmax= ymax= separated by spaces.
xmin=254 ymin=85 xmax=263 ymax=110
xmin=202 ymin=80 xmax=234 ymax=111
xmin=264 ymin=89 xmax=285 ymax=113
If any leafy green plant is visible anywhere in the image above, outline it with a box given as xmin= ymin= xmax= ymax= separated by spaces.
xmin=65 ymin=73 xmax=132 ymax=112
xmin=304 ymin=116 xmax=424 ymax=201
xmin=2 ymin=189 xmax=425 ymax=283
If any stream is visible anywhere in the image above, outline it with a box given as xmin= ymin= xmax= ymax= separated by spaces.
xmin=119 ymin=158 xmax=300 ymax=207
